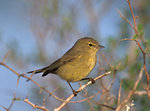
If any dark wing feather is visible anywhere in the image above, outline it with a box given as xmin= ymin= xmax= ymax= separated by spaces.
xmin=27 ymin=66 xmax=49 ymax=74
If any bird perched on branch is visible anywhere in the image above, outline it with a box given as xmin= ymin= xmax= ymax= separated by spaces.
xmin=28 ymin=37 xmax=104 ymax=96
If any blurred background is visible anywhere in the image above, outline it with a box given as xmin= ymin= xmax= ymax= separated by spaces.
xmin=0 ymin=0 xmax=150 ymax=110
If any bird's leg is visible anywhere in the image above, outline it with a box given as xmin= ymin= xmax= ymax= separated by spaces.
xmin=80 ymin=77 xmax=95 ymax=84
xmin=67 ymin=81 xmax=78 ymax=96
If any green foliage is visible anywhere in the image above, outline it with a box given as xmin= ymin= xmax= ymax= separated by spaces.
xmin=135 ymin=48 xmax=140 ymax=56
xmin=43 ymin=7 xmax=51 ymax=18
xmin=133 ymin=34 xmax=138 ymax=40
xmin=148 ymin=60 xmax=150 ymax=64
xmin=119 ymin=55 xmax=129 ymax=71
xmin=122 ymin=79 xmax=134 ymax=91
xmin=108 ymin=37 xmax=117 ymax=47
xmin=136 ymin=95 xmax=150 ymax=111
xmin=145 ymin=38 xmax=150 ymax=53
xmin=129 ymin=62 xmax=142 ymax=76
xmin=146 ymin=38 xmax=150 ymax=44
xmin=138 ymin=24 xmax=144 ymax=36
xmin=138 ymin=24 xmax=143 ymax=32
xmin=146 ymin=46 xmax=150 ymax=53
xmin=122 ymin=76 xmax=141 ymax=91
xmin=93 ymin=105 xmax=100 ymax=111
xmin=133 ymin=24 xmax=144 ymax=40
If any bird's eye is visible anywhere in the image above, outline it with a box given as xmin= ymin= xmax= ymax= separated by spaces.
xmin=88 ymin=43 xmax=93 ymax=47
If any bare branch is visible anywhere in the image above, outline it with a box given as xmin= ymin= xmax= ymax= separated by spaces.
xmin=24 ymin=97 xmax=48 ymax=111
xmin=134 ymin=90 xmax=147 ymax=96
xmin=0 ymin=94 xmax=20 ymax=111
xmin=2 ymin=51 xmax=10 ymax=63
xmin=91 ymin=100 xmax=116 ymax=110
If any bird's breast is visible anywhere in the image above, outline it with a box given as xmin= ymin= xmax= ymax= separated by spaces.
xmin=57 ymin=53 xmax=97 ymax=82
xmin=87 ymin=54 xmax=96 ymax=72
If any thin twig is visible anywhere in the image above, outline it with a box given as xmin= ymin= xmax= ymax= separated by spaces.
xmin=127 ymin=0 xmax=138 ymax=34
xmin=2 ymin=51 xmax=10 ymax=63
xmin=0 ymin=94 xmax=20 ymax=111
xmin=24 ymin=97 xmax=48 ymax=111
xmin=91 ymin=100 xmax=116 ymax=110
xmin=116 ymin=9 xmax=134 ymax=30
xmin=73 ymin=91 xmax=101 ymax=103
xmin=118 ymin=80 xmax=122 ymax=105
xmin=101 ymin=53 xmax=113 ymax=69
xmin=134 ymin=90 xmax=147 ymax=96
xmin=87 ymin=100 xmax=94 ymax=111
xmin=120 ymin=38 xmax=134 ymax=42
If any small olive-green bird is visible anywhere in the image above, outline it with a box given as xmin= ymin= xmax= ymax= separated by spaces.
xmin=28 ymin=37 xmax=104 ymax=96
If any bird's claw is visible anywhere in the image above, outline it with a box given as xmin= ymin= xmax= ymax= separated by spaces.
xmin=89 ymin=77 xmax=95 ymax=84
xmin=73 ymin=90 xmax=79 ymax=96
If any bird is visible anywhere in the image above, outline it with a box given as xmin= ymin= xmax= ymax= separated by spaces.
xmin=28 ymin=37 xmax=104 ymax=96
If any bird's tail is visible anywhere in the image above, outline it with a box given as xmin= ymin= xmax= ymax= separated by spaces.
xmin=27 ymin=66 xmax=49 ymax=74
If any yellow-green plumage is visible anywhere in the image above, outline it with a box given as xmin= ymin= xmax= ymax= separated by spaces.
xmin=57 ymin=50 xmax=97 ymax=82
xmin=28 ymin=37 xmax=104 ymax=82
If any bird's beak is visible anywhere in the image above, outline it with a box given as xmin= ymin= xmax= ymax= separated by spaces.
xmin=99 ymin=44 xmax=105 ymax=48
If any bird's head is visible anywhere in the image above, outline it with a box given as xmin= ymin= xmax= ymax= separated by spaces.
xmin=74 ymin=37 xmax=104 ymax=53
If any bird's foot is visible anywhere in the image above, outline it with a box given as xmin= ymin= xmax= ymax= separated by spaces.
xmin=72 ymin=90 xmax=79 ymax=96
xmin=89 ymin=77 xmax=95 ymax=84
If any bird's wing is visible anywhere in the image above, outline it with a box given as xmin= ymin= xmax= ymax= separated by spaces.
xmin=42 ymin=49 xmax=81 ymax=76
